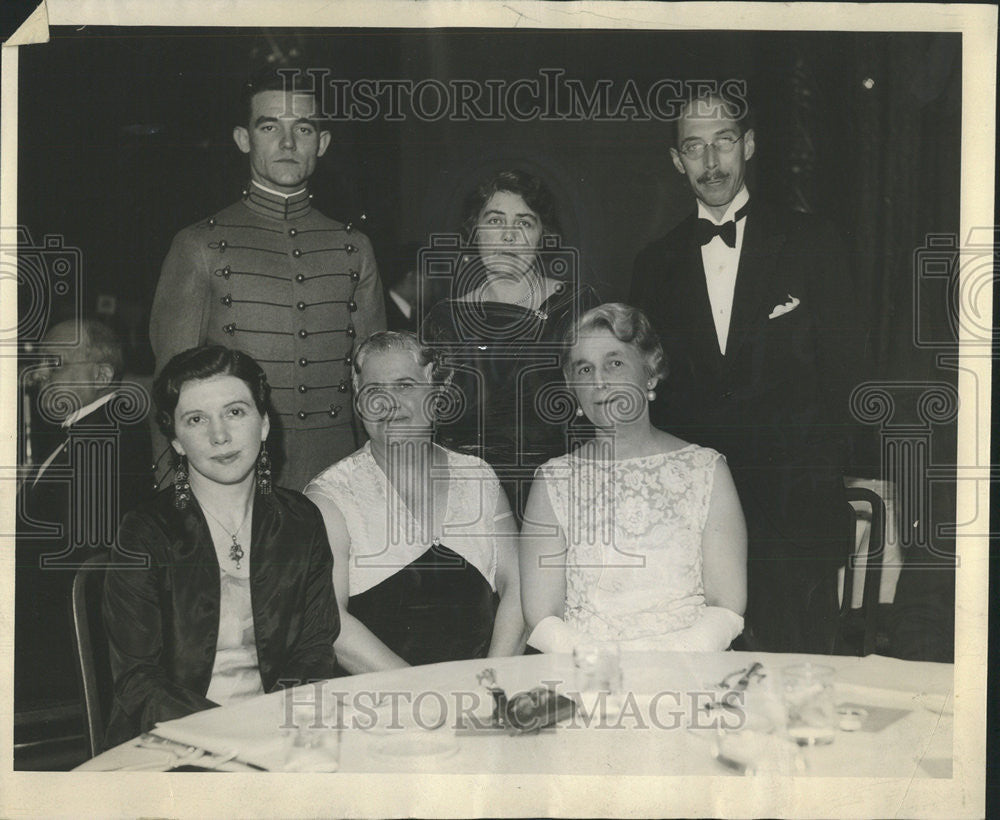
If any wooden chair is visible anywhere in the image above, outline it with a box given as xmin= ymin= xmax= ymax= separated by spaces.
xmin=838 ymin=487 xmax=887 ymax=656
xmin=70 ymin=552 xmax=113 ymax=758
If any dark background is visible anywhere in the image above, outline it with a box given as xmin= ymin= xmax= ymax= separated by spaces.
xmin=17 ymin=27 xmax=960 ymax=388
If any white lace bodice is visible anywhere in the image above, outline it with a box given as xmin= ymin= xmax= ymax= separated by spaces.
xmin=306 ymin=442 xmax=503 ymax=595
xmin=538 ymin=443 xmax=722 ymax=644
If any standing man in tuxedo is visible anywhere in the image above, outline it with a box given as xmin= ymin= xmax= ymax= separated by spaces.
xmin=631 ymin=89 xmax=865 ymax=653
xmin=15 ymin=318 xmax=152 ymax=750
xmin=150 ymin=67 xmax=385 ymax=491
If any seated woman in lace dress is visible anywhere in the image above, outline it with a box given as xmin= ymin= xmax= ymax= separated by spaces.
xmin=306 ymin=331 xmax=525 ymax=673
xmin=521 ymin=304 xmax=747 ymax=652
xmin=103 ymin=346 xmax=339 ymax=746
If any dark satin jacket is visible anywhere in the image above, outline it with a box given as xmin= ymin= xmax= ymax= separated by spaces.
xmin=103 ymin=486 xmax=340 ymax=747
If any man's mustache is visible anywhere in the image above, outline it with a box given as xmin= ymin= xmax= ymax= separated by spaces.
xmin=698 ymin=172 xmax=730 ymax=184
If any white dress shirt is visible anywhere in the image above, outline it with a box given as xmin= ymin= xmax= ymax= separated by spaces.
xmin=699 ymin=186 xmax=750 ymax=356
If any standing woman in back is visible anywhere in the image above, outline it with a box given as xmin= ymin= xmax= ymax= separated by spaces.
xmin=423 ymin=169 xmax=599 ymax=519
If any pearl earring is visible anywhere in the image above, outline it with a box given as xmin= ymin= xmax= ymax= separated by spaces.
xmin=646 ymin=381 xmax=656 ymax=403
xmin=575 ymin=406 xmax=584 ymax=417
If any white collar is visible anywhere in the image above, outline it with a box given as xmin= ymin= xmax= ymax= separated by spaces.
xmin=62 ymin=391 xmax=116 ymax=429
xmin=388 ymin=289 xmax=412 ymax=320
xmin=697 ymin=186 xmax=750 ymax=226
xmin=251 ymin=179 xmax=307 ymax=199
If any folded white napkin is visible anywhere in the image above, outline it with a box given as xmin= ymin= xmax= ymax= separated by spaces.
xmin=152 ymin=690 xmax=337 ymax=771
xmin=152 ymin=721 xmax=292 ymax=771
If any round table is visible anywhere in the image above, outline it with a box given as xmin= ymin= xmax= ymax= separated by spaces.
xmin=78 ymin=650 xmax=953 ymax=778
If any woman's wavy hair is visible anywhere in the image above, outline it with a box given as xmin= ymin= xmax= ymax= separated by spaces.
xmin=153 ymin=345 xmax=270 ymax=440
xmin=460 ymin=169 xmax=563 ymax=244
xmin=351 ymin=330 xmax=452 ymax=391
xmin=562 ymin=302 xmax=668 ymax=381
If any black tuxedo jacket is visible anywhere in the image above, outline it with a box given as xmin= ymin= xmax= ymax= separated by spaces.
xmin=384 ymin=291 xmax=418 ymax=333
xmin=631 ymin=203 xmax=866 ymax=557
xmin=15 ymin=395 xmax=154 ymax=708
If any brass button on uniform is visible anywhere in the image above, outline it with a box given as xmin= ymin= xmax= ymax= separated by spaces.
xmin=345 ymin=243 xmax=357 ymax=254
xmin=292 ymin=248 xmax=302 ymax=258
xmin=297 ymin=384 xmax=308 ymax=394
xmin=295 ymin=273 xmax=305 ymax=283
xmin=346 ymin=325 xmax=356 ymax=338
xmin=338 ymin=380 xmax=348 ymax=393
xmin=298 ymin=357 xmax=309 ymax=367
xmin=348 ymin=300 xmax=358 ymax=312
xmin=223 ymin=323 xmax=236 ymax=335
xmin=297 ymin=410 xmax=307 ymax=420
xmin=297 ymin=329 xmax=308 ymax=339
xmin=288 ymin=228 xmax=298 ymax=237
xmin=296 ymin=301 xmax=307 ymax=311
xmin=349 ymin=270 xmax=360 ymax=282
xmin=221 ymin=293 xmax=232 ymax=307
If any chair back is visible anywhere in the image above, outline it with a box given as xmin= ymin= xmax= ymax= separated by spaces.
xmin=70 ymin=552 xmax=113 ymax=758
xmin=840 ymin=487 xmax=887 ymax=656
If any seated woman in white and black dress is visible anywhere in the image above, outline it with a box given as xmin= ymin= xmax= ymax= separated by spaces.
xmin=306 ymin=331 xmax=525 ymax=673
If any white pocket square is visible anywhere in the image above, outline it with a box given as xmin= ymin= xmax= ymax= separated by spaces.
xmin=768 ymin=294 xmax=800 ymax=319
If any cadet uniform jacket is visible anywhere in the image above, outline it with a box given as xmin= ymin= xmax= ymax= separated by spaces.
xmin=150 ymin=183 xmax=386 ymax=490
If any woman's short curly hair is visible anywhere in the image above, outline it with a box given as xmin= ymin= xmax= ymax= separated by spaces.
xmin=352 ymin=330 xmax=451 ymax=391
xmin=153 ymin=345 xmax=270 ymax=440
xmin=563 ymin=302 xmax=668 ymax=381
xmin=460 ymin=169 xmax=562 ymax=243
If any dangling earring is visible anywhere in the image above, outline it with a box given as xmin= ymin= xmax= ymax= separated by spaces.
xmin=646 ymin=381 xmax=657 ymax=403
xmin=173 ymin=454 xmax=191 ymax=509
xmin=256 ymin=442 xmax=272 ymax=495
xmin=575 ymin=406 xmax=584 ymax=417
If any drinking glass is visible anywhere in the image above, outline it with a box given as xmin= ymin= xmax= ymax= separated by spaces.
xmin=283 ymin=700 xmax=342 ymax=771
xmin=573 ymin=641 xmax=622 ymax=719
xmin=781 ymin=663 xmax=837 ymax=746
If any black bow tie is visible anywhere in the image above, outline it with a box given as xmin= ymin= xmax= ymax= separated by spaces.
xmin=695 ymin=203 xmax=750 ymax=248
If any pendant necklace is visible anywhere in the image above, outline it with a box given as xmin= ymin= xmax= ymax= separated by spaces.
xmin=201 ymin=500 xmax=253 ymax=570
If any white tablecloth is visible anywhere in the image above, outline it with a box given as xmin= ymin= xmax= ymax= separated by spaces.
xmin=77 ymin=651 xmax=953 ymax=778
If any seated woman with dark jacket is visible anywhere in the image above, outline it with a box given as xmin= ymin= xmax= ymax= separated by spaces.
xmin=102 ymin=345 xmax=339 ymax=746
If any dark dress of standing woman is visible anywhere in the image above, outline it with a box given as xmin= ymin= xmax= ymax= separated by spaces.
xmin=422 ymin=170 xmax=599 ymax=517
xmin=102 ymin=346 xmax=339 ymax=746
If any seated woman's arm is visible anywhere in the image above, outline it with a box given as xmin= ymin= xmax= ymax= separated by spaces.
xmin=647 ymin=457 xmax=748 ymax=652
xmin=103 ymin=514 xmax=217 ymax=735
xmin=304 ymin=488 xmax=409 ymax=674
xmin=520 ymin=471 xmax=589 ymax=653
xmin=487 ymin=488 xmax=526 ymax=657
xmin=275 ymin=502 xmax=340 ymax=687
